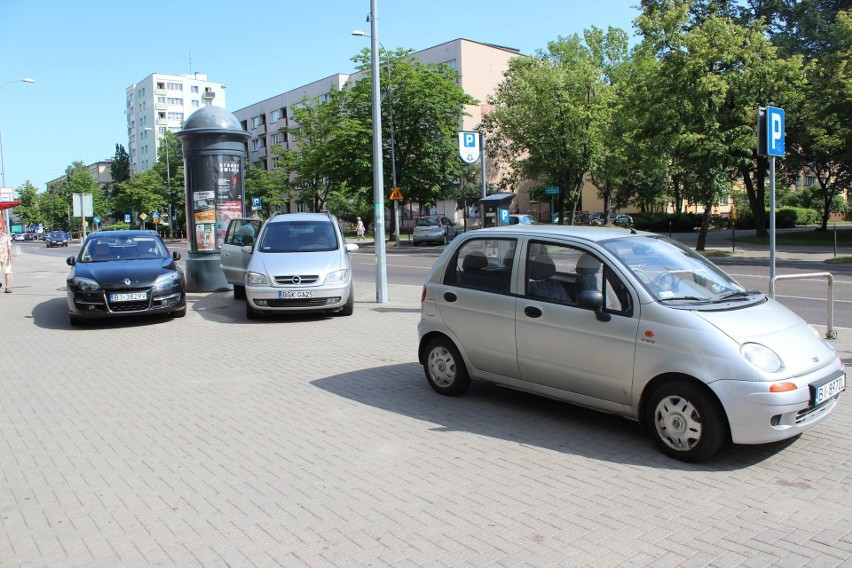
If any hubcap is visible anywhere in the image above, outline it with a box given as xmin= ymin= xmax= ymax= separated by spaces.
xmin=428 ymin=347 xmax=456 ymax=388
xmin=654 ymin=395 xmax=702 ymax=452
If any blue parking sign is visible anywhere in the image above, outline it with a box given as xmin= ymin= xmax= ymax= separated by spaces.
xmin=766 ymin=107 xmax=785 ymax=157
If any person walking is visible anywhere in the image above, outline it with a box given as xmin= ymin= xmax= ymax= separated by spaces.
xmin=355 ymin=217 xmax=366 ymax=240
xmin=0 ymin=231 xmax=13 ymax=293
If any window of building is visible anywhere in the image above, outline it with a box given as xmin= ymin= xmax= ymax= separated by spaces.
xmin=158 ymin=112 xmax=166 ymax=121
xmin=271 ymin=109 xmax=282 ymax=122
xmin=251 ymin=139 xmax=261 ymax=151
xmin=167 ymin=112 xmax=184 ymax=120
xmin=167 ymin=97 xmax=184 ymax=105
xmin=192 ymin=100 xmax=200 ymax=108
xmin=271 ymin=133 xmax=282 ymax=145
xmin=166 ymin=82 xmax=183 ymax=91
xmin=157 ymin=82 xmax=165 ymax=89
xmin=157 ymin=96 xmax=166 ymax=104
xmin=805 ymin=176 xmax=817 ymax=187
xmin=251 ymin=116 xmax=265 ymax=129
xmin=191 ymin=86 xmax=199 ymax=93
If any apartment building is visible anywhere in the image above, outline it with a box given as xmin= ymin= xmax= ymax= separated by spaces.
xmin=46 ymin=160 xmax=114 ymax=190
xmin=126 ymin=72 xmax=226 ymax=174
xmin=233 ymin=39 xmax=531 ymax=217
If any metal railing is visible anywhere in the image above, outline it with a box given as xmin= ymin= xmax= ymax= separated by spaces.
xmin=770 ymin=272 xmax=837 ymax=339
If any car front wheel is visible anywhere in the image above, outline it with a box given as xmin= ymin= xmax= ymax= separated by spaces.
xmin=645 ymin=382 xmax=727 ymax=462
xmin=423 ymin=337 xmax=470 ymax=396
xmin=246 ymin=301 xmax=259 ymax=320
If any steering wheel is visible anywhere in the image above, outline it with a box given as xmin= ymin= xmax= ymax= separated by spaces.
xmin=651 ymin=272 xmax=679 ymax=293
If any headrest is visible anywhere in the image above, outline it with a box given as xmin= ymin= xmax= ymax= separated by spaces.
xmin=528 ymin=255 xmax=556 ymax=281
xmin=94 ymin=242 xmax=110 ymax=256
xmin=462 ymin=251 xmax=488 ymax=271
xmin=576 ymin=253 xmax=601 ymax=275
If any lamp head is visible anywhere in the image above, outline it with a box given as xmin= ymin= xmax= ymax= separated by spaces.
xmin=351 ymin=30 xmax=366 ymax=37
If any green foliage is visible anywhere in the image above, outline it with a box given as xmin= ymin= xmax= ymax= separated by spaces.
xmin=110 ymin=170 xmax=165 ymax=226
xmin=111 ymin=144 xmax=131 ymax=184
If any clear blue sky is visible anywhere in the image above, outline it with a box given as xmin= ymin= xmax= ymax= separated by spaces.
xmin=0 ymin=0 xmax=640 ymax=193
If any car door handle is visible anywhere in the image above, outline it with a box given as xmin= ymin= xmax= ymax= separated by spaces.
xmin=444 ymin=292 xmax=457 ymax=302
xmin=524 ymin=306 xmax=542 ymax=318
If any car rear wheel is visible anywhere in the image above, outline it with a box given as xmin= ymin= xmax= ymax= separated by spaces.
xmin=423 ymin=337 xmax=470 ymax=396
xmin=645 ymin=382 xmax=727 ymax=462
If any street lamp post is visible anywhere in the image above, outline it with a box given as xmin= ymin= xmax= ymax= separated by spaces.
xmin=0 ymin=77 xmax=36 ymax=234
xmin=352 ymin=1 xmax=388 ymax=303
xmin=352 ymin=29 xmax=401 ymax=248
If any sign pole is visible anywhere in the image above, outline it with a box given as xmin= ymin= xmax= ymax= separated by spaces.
xmin=769 ymin=156 xmax=776 ymax=282
xmin=479 ymin=132 xmax=487 ymax=199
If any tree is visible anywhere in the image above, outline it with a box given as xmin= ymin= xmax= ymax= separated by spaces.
xmin=12 ymin=182 xmax=40 ymax=228
xmin=244 ymin=164 xmax=287 ymax=219
xmin=111 ymin=144 xmax=131 ymax=184
xmin=482 ymin=31 xmax=616 ymax=224
xmin=111 ymin=170 xmax=164 ymax=227
xmin=149 ymin=132 xmax=184 ymax=235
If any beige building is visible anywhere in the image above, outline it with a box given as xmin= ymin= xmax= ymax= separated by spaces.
xmin=46 ymin=160 xmax=114 ymax=190
xmin=126 ymin=73 xmax=226 ymax=174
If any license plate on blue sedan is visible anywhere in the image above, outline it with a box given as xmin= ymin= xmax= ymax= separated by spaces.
xmin=279 ymin=290 xmax=312 ymax=299
xmin=811 ymin=374 xmax=846 ymax=406
xmin=110 ymin=292 xmax=147 ymax=302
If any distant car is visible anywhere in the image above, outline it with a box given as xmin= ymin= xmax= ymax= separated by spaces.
xmin=65 ymin=230 xmax=185 ymax=325
xmin=12 ymin=233 xmax=24 ymax=242
xmin=508 ymin=214 xmax=539 ymax=225
xmin=45 ymin=231 xmax=69 ymax=247
xmin=583 ymin=212 xmax=605 ymax=225
xmin=227 ymin=213 xmax=358 ymax=319
xmin=417 ymin=225 xmax=846 ymax=462
xmin=413 ymin=215 xmax=458 ymax=246
xmin=609 ymin=213 xmax=633 ymax=227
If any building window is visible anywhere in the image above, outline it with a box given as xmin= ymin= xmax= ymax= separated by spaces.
xmin=167 ymin=97 xmax=184 ymax=105
xmin=157 ymin=96 xmax=166 ymax=104
xmin=157 ymin=82 xmax=165 ymax=89
xmin=166 ymin=82 xmax=183 ymax=91
xmin=805 ymin=176 xmax=817 ymax=187
xmin=271 ymin=133 xmax=282 ymax=145
xmin=167 ymin=112 xmax=184 ymax=120
xmin=191 ymin=85 xmax=199 ymax=93
xmin=251 ymin=116 xmax=265 ymax=129
xmin=192 ymin=100 xmax=200 ymax=108
xmin=251 ymin=139 xmax=260 ymax=151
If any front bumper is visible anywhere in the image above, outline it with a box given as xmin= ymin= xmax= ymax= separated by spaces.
xmin=67 ymin=289 xmax=185 ymax=319
xmin=710 ymin=367 xmax=845 ymax=444
xmin=246 ymin=283 xmax=352 ymax=312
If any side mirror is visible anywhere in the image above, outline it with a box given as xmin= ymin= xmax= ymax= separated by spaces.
xmin=240 ymin=245 xmax=253 ymax=254
xmin=577 ymin=290 xmax=611 ymax=322
xmin=346 ymin=243 xmax=359 ymax=252
xmin=172 ymin=251 xmax=181 ymax=261
xmin=66 ymin=256 xmax=76 ymax=266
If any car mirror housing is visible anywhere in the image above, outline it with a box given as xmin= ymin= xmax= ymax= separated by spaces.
xmin=66 ymin=256 xmax=76 ymax=266
xmin=577 ymin=290 xmax=611 ymax=322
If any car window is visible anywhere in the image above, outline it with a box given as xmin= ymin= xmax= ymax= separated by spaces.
xmin=258 ymin=221 xmax=337 ymax=253
xmin=417 ymin=217 xmax=438 ymax=227
xmin=445 ymin=238 xmax=516 ymax=294
xmin=524 ymin=240 xmax=632 ymax=316
xmin=224 ymin=219 xmax=261 ymax=247
xmin=81 ymin=236 xmax=167 ymax=262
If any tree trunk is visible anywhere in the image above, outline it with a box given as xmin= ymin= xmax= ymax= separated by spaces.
xmin=695 ymin=201 xmax=713 ymax=251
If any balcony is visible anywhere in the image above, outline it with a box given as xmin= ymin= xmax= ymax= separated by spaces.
xmin=202 ymin=91 xmax=216 ymax=100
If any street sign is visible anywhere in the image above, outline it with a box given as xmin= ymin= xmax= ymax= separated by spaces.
xmin=93 ymin=216 xmax=100 ymax=224
xmin=152 ymin=211 xmax=160 ymax=219
xmin=124 ymin=214 xmax=131 ymax=223
xmin=251 ymin=197 xmax=261 ymax=210
xmin=389 ymin=186 xmax=403 ymax=201
xmin=139 ymin=213 xmax=148 ymax=221
xmin=544 ymin=186 xmax=559 ymax=195
xmin=458 ymin=131 xmax=479 ymax=164
xmin=757 ymin=106 xmax=785 ymax=157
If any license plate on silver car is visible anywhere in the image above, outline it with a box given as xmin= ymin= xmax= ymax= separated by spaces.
xmin=279 ymin=290 xmax=312 ymax=299
xmin=811 ymin=374 xmax=846 ymax=406
xmin=110 ymin=292 xmax=147 ymax=302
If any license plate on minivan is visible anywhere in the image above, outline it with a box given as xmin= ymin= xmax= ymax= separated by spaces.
xmin=279 ymin=290 xmax=312 ymax=299
xmin=811 ymin=374 xmax=846 ymax=406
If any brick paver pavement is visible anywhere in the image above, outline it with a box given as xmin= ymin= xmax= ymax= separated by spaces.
xmin=1 ymin=247 xmax=850 ymax=567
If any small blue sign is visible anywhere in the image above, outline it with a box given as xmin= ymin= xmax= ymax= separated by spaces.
xmin=766 ymin=106 xmax=785 ymax=157
xmin=499 ymin=208 xmax=510 ymax=225
xmin=124 ymin=214 xmax=131 ymax=223
xmin=152 ymin=211 xmax=160 ymax=219
xmin=93 ymin=216 xmax=101 ymax=224
xmin=252 ymin=197 xmax=261 ymax=210
xmin=544 ymin=186 xmax=559 ymax=195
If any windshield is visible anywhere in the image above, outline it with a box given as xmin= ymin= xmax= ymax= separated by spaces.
xmin=601 ymin=235 xmax=749 ymax=303
xmin=257 ymin=221 xmax=338 ymax=253
xmin=81 ymin=235 xmax=168 ymax=262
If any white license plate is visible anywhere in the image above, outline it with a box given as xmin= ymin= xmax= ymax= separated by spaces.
xmin=812 ymin=374 xmax=846 ymax=406
xmin=279 ymin=290 xmax=312 ymax=299
xmin=110 ymin=292 xmax=147 ymax=302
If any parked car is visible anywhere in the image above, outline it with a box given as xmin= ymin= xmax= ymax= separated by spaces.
xmin=11 ymin=233 xmax=24 ymax=242
xmin=508 ymin=214 xmax=539 ymax=225
xmin=229 ymin=212 xmax=358 ymax=319
xmin=413 ymin=215 xmax=458 ymax=246
xmin=609 ymin=213 xmax=633 ymax=227
xmin=583 ymin=212 xmax=605 ymax=225
xmin=45 ymin=231 xmax=69 ymax=247
xmin=220 ymin=217 xmax=264 ymax=299
xmin=417 ymin=225 xmax=845 ymax=462
xmin=66 ymin=230 xmax=185 ymax=325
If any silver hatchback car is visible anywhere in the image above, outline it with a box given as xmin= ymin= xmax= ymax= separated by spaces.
xmin=418 ymin=225 xmax=845 ymax=461
xmin=235 ymin=213 xmax=358 ymax=319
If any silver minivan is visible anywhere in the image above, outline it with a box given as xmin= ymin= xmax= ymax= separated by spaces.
xmin=417 ymin=225 xmax=845 ymax=461
xmin=221 ymin=213 xmax=358 ymax=319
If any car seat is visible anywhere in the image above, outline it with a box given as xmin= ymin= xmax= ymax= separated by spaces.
xmin=575 ymin=253 xmax=601 ymax=295
xmin=528 ymin=255 xmax=569 ymax=301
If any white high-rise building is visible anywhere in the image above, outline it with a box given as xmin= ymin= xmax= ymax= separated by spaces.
xmin=126 ymin=72 xmax=226 ymax=173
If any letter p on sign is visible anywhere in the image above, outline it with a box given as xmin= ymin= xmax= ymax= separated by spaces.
xmin=766 ymin=106 xmax=785 ymax=157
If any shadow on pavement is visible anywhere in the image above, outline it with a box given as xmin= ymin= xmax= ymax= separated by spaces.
xmin=31 ymin=296 xmax=181 ymax=330
xmin=312 ymin=362 xmax=798 ymax=470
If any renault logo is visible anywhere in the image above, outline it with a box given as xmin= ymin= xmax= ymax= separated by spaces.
xmin=124 ymin=278 xmax=132 ymax=286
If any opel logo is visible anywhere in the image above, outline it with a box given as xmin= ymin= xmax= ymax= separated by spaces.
xmin=124 ymin=278 xmax=132 ymax=286
xmin=292 ymin=275 xmax=302 ymax=284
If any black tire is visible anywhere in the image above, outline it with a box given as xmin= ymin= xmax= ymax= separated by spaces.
xmin=246 ymin=300 xmax=259 ymax=320
xmin=645 ymin=382 xmax=727 ymax=462
xmin=172 ymin=306 xmax=187 ymax=318
xmin=233 ymin=285 xmax=246 ymax=300
xmin=423 ymin=337 xmax=471 ymax=396
xmin=337 ymin=288 xmax=354 ymax=316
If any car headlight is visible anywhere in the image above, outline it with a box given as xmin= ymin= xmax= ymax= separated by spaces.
xmin=740 ymin=343 xmax=782 ymax=373
xmin=153 ymin=271 xmax=181 ymax=291
xmin=247 ymin=271 xmax=269 ymax=286
xmin=68 ymin=277 xmax=102 ymax=293
xmin=324 ymin=269 xmax=350 ymax=284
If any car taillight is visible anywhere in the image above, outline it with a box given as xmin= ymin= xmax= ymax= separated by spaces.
xmin=421 ymin=285 xmax=427 ymax=302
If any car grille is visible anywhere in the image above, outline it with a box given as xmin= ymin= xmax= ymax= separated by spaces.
xmin=266 ymin=298 xmax=337 ymax=308
xmin=795 ymin=396 xmax=838 ymax=425
xmin=274 ymin=275 xmax=320 ymax=285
